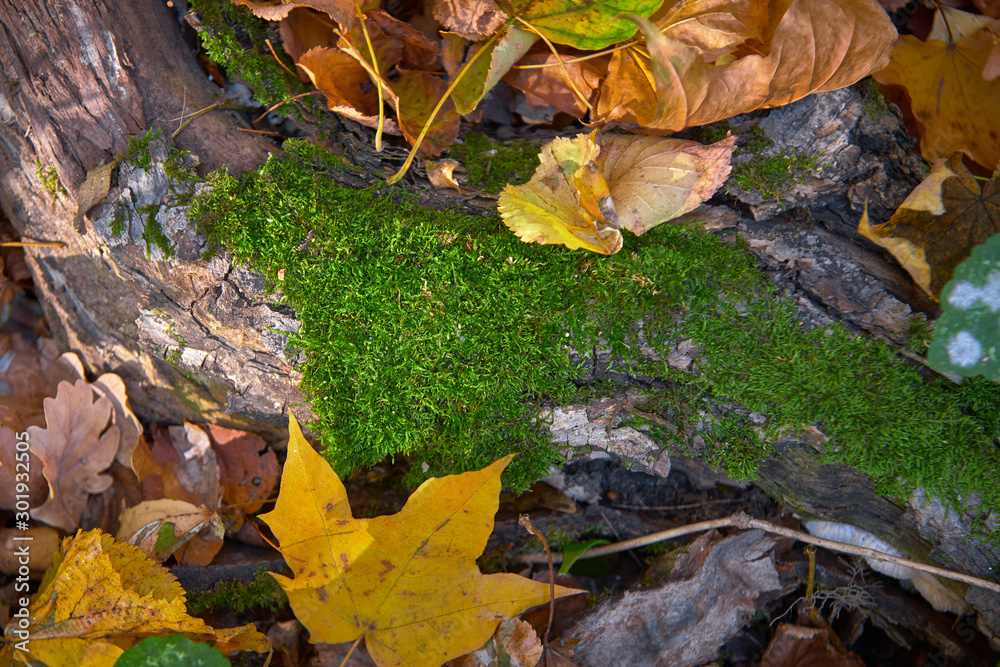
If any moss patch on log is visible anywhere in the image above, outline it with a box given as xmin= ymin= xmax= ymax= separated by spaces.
xmin=191 ymin=140 xmax=1000 ymax=520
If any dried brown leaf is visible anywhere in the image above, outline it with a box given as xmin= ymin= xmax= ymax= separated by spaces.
xmin=425 ymin=158 xmax=465 ymax=191
xmin=433 ymin=0 xmax=507 ymax=41
xmin=596 ymin=134 xmax=737 ymax=234
xmin=503 ymin=53 xmax=604 ymax=119
xmin=27 ymin=380 xmax=120 ymax=532
xmin=202 ymin=423 xmax=279 ymax=515
xmin=0 ymin=425 xmax=47 ymax=509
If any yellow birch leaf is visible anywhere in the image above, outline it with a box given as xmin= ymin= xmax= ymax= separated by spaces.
xmin=0 ymin=530 xmax=268 ymax=665
xmin=498 ymin=134 xmax=622 ymax=255
xmin=259 ymin=415 xmax=582 ymax=667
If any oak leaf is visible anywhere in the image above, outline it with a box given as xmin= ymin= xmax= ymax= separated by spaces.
xmin=0 ymin=530 xmax=268 ymax=665
xmin=873 ymin=10 xmax=1000 ymax=172
xmin=858 ymin=155 xmax=1000 ymax=299
xmin=260 ymin=415 xmax=582 ymax=667
xmin=27 ymin=380 xmax=121 ymax=532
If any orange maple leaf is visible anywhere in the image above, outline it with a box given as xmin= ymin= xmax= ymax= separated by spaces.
xmin=260 ymin=415 xmax=582 ymax=667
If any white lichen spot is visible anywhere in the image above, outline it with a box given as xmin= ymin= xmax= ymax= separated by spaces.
xmin=980 ymin=271 xmax=1000 ymax=312
xmin=947 ymin=331 xmax=982 ymax=367
xmin=946 ymin=281 xmax=981 ymax=309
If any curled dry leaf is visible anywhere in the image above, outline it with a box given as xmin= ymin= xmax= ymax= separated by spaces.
xmin=499 ymin=134 xmax=622 ymax=255
xmin=90 ymin=373 xmax=142 ymax=468
xmin=434 ymin=0 xmax=508 ymax=41
xmin=426 ymin=158 xmax=465 ymax=191
xmin=859 ymin=155 xmax=1000 ymax=299
xmin=134 ymin=422 xmax=221 ymax=509
xmin=874 ymin=11 xmax=1000 ymax=172
xmin=298 ymin=47 xmax=403 ymax=136
xmin=0 ymin=530 xmax=268 ymax=665
xmin=117 ymin=498 xmax=225 ymax=564
xmin=261 ymin=415 xmax=581 ymax=667
xmin=28 ymin=380 xmax=121 ymax=533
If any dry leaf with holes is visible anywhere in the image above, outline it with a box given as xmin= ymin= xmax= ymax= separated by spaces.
xmin=261 ymin=415 xmax=581 ymax=667
xmin=27 ymin=379 xmax=120 ymax=532
xmin=202 ymin=423 xmax=279 ymax=517
xmin=117 ymin=498 xmax=225 ymax=563
xmin=859 ymin=154 xmax=1000 ymax=298
xmin=0 ymin=530 xmax=268 ymax=665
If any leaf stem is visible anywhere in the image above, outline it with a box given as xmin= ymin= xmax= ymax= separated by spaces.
xmin=386 ymin=28 xmax=503 ymax=185
xmin=514 ymin=17 xmax=594 ymax=112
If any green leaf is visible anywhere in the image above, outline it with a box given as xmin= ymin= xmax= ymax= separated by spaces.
xmin=928 ymin=233 xmax=1000 ymax=381
xmin=500 ymin=0 xmax=661 ymax=50
xmin=559 ymin=539 xmax=611 ymax=574
xmin=114 ymin=636 xmax=230 ymax=667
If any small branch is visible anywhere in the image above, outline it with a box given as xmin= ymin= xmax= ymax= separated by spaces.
xmin=517 ymin=511 xmax=1000 ymax=594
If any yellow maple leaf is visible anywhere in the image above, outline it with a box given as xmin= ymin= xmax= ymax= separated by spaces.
xmin=874 ymin=11 xmax=1000 ymax=172
xmin=260 ymin=415 xmax=582 ymax=667
xmin=0 ymin=530 xmax=268 ymax=666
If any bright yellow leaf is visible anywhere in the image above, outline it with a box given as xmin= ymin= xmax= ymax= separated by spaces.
xmin=260 ymin=415 xmax=582 ymax=667
xmin=0 ymin=530 xmax=268 ymax=666
xmin=498 ymin=134 xmax=622 ymax=255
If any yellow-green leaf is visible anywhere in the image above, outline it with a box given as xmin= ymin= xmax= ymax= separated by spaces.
xmin=500 ymin=0 xmax=661 ymax=50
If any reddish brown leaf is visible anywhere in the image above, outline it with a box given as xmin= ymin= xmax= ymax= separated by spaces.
xmin=433 ymin=0 xmax=507 ymax=41
xmin=202 ymin=423 xmax=279 ymax=515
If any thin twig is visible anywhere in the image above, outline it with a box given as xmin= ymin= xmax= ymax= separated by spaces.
xmin=519 ymin=514 xmax=555 ymax=646
xmin=517 ymin=511 xmax=1000 ymax=594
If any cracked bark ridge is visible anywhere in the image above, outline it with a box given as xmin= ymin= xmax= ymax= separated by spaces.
xmin=0 ymin=0 xmax=305 ymax=434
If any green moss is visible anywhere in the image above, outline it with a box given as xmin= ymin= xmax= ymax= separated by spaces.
xmin=138 ymin=204 xmax=175 ymax=260
xmin=34 ymin=160 xmax=67 ymax=201
xmin=124 ymin=128 xmax=161 ymax=171
xmin=690 ymin=121 xmax=732 ymax=146
xmin=110 ymin=205 xmax=127 ymax=238
xmin=186 ymin=568 xmax=288 ymax=615
xmin=730 ymin=149 xmax=819 ymax=201
xmin=190 ymin=0 xmax=313 ymax=114
xmin=860 ymin=77 xmax=891 ymax=121
xmin=192 ymin=140 xmax=1000 ymax=522
xmin=447 ymin=132 xmax=541 ymax=194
